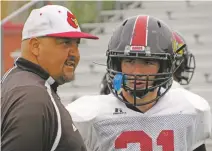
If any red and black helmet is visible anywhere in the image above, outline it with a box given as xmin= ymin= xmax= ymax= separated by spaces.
xmin=106 ymin=15 xmax=181 ymax=106
xmin=172 ymin=31 xmax=196 ymax=85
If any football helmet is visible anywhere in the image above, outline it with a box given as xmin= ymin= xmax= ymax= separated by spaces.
xmin=100 ymin=73 xmax=110 ymax=95
xmin=172 ymin=31 xmax=196 ymax=85
xmin=106 ymin=15 xmax=182 ymax=106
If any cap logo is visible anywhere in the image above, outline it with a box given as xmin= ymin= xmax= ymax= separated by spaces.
xmin=67 ymin=11 xmax=78 ymax=29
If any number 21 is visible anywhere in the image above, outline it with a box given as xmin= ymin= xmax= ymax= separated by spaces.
xmin=115 ymin=130 xmax=174 ymax=151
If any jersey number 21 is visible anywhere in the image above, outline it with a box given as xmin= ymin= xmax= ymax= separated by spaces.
xmin=115 ymin=130 xmax=174 ymax=151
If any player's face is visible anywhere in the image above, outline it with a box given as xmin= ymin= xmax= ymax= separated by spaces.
xmin=121 ymin=58 xmax=160 ymax=89
xmin=35 ymin=37 xmax=80 ymax=85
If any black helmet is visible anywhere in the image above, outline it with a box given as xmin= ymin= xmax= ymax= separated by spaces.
xmin=173 ymin=31 xmax=196 ymax=85
xmin=106 ymin=15 xmax=180 ymax=106
xmin=100 ymin=73 xmax=110 ymax=95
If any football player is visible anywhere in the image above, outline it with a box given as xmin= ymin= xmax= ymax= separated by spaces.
xmin=66 ymin=15 xmax=211 ymax=151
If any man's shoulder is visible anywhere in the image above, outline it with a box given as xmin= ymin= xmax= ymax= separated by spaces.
xmin=2 ymin=67 xmax=46 ymax=93
xmin=5 ymin=85 xmax=47 ymax=97
xmin=66 ymin=94 xmax=121 ymax=122
xmin=153 ymin=87 xmax=210 ymax=116
xmin=167 ymin=88 xmax=210 ymax=112
xmin=67 ymin=94 xmax=117 ymax=107
xmin=1 ymin=85 xmax=51 ymax=111
xmin=1 ymin=67 xmax=49 ymax=104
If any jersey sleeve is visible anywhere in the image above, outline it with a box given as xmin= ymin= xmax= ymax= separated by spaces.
xmin=1 ymin=86 xmax=54 ymax=151
xmin=66 ymin=96 xmax=101 ymax=151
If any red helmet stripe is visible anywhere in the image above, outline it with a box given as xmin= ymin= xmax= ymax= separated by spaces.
xmin=130 ymin=15 xmax=148 ymax=46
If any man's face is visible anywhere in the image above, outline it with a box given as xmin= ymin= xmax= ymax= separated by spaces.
xmin=121 ymin=58 xmax=160 ymax=89
xmin=33 ymin=37 xmax=80 ymax=85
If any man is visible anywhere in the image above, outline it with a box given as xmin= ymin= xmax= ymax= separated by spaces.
xmin=66 ymin=15 xmax=211 ymax=151
xmin=99 ymin=30 xmax=196 ymax=94
xmin=1 ymin=5 xmax=98 ymax=151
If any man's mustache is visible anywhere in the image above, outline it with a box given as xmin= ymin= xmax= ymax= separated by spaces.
xmin=64 ymin=56 xmax=78 ymax=68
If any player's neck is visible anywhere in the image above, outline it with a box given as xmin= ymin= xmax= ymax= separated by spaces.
xmin=122 ymin=89 xmax=158 ymax=112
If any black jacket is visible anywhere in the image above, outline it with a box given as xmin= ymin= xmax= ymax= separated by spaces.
xmin=1 ymin=58 xmax=86 ymax=151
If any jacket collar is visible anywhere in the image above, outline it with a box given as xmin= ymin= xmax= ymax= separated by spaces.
xmin=15 ymin=57 xmax=59 ymax=92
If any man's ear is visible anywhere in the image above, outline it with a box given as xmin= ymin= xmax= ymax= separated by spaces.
xmin=29 ymin=38 xmax=40 ymax=56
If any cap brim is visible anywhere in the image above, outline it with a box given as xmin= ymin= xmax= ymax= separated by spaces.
xmin=47 ymin=31 xmax=99 ymax=39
